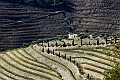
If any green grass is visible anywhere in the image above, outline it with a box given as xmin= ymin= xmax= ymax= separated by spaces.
xmin=31 ymin=46 xmax=77 ymax=80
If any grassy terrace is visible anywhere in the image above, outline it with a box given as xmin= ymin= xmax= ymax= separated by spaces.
xmin=57 ymin=50 xmax=118 ymax=67
xmin=0 ymin=54 xmax=54 ymax=80
xmin=7 ymin=52 xmax=60 ymax=79
xmin=0 ymin=42 xmax=120 ymax=79
xmin=0 ymin=63 xmax=35 ymax=80
xmin=58 ymin=47 xmax=120 ymax=60
xmin=0 ymin=45 xmax=78 ymax=80
xmin=56 ymin=45 xmax=120 ymax=79
xmin=63 ymin=50 xmax=119 ymax=64
xmin=0 ymin=49 xmax=64 ymax=80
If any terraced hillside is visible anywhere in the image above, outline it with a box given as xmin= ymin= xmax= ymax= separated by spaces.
xmin=0 ymin=45 xmax=79 ymax=80
xmin=0 ymin=42 xmax=120 ymax=80
xmin=0 ymin=0 xmax=120 ymax=51
xmin=55 ymin=44 xmax=120 ymax=79
xmin=0 ymin=1 xmax=71 ymax=51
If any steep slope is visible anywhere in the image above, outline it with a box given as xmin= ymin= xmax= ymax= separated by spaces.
xmin=0 ymin=1 xmax=71 ymax=51
xmin=0 ymin=0 xmax=120 ymax=51
xmin=71 ymin=0 xmax=120 ymax=33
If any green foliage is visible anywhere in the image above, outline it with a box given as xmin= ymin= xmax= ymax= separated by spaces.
xmin=23 ymin=43 xmax=29 ymax=47
xmin=31 ymin=41 xmax=37 ymax=45
xmin=104 ymin=64 xmax=120 ymax=80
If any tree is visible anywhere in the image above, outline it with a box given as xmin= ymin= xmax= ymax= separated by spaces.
xmin=31 ymin=41 xmax=37 ymax=45
xmin=69 ymin=56 xmax=71 ymax=62
xmin=47 ymin=48 xmax=50 ymax=54
xmin=42 ymin=47 xmax=44 ymax=52
xmin=72 ymin=39 xmax=75 ymax=46
xmin=58 ymin=51 xmax=60 ymax=58
xmin=52 ymin=49 xmax=54 ymax=55
xmin=104 ymin=64 xmax=120 ymax=80
xmin=97 ymin=39 xmax=99 ymax=45
xmin=63 ymin=41 xmax=66 ymax=47
xmin=55 ymin=42 xmax=58 ymax=47
xmin=23 ymin=43 xmax=29 ymax=47
xmin=80 ymin=38 xmax=83 ymax=46
xmin=89 ymin=41 xmax=91 ymax=45
xmin=64 ymin=53 xmax=66 ymax=59
xmin=48 ymin=42 xmax=50 ymax=47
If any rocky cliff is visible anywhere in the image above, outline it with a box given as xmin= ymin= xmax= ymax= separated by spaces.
xmin=0 ymin=0 xmax=120 ymax=51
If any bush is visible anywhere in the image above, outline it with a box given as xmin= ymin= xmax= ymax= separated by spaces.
xmin=31 ymin=41 xmax=37 ymax=45
xmin=23 ymin=43 xmax=29 ymax=47
xmin=104 ymin=64 xmax=120 ymax=80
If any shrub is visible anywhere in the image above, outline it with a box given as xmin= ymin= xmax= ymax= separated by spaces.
xmin=23 ymin=43 xmax=29 ymax=47
xmin=31 ymin=41 xmax=37 ymax=45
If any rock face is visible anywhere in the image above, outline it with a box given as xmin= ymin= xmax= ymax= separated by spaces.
xmin=0 ymin=0 xmax=120 ymax=51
